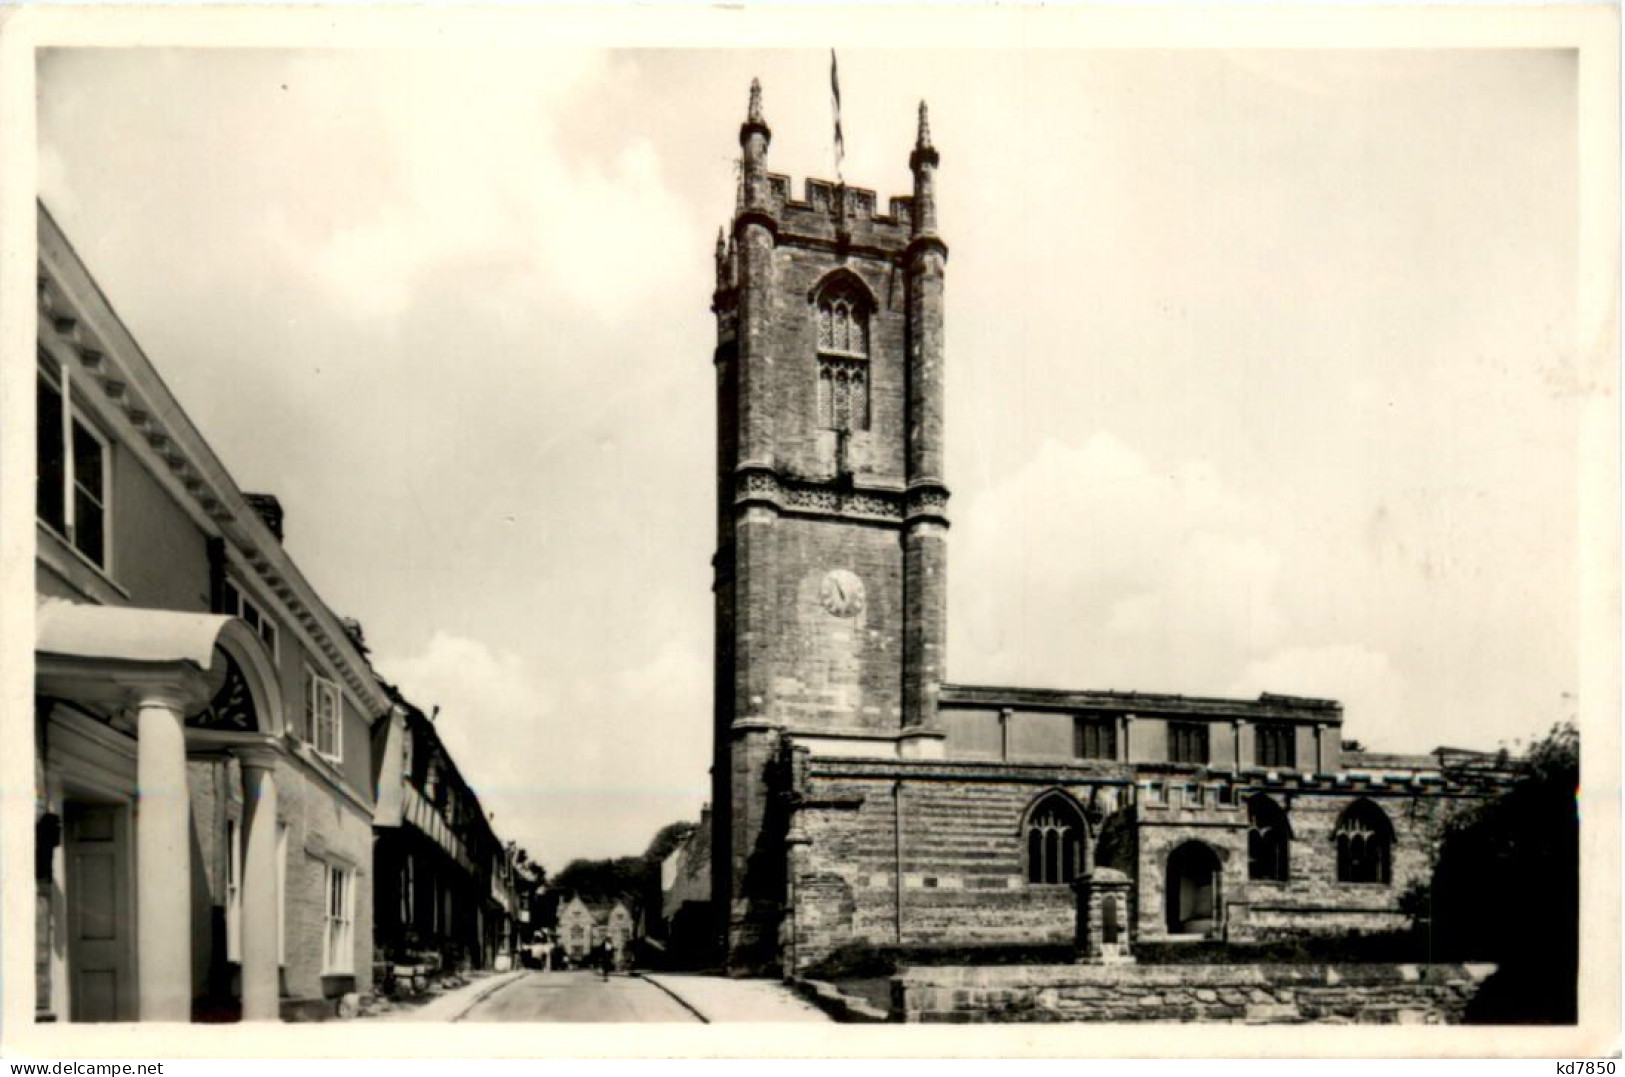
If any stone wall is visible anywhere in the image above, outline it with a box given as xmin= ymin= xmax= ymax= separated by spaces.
xmin=762 ymin=516 xmax=904 ymax=732
xmin=1221 ymin=789 xmax=1466 ymax=941
xmin=788 ymin=757 xmax=1485 ymax=971
xmin=894 ymin=963 xmax=1496 ymax=1024
xmin=789 ymin=763 xmax=1133 ymax=971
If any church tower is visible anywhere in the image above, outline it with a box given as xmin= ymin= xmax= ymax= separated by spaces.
xmin=710 ymin=81 xmax=949 ymax=970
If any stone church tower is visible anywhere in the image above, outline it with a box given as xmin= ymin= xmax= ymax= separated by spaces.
xmin=710 ymin=80 xmax=950 ymax=970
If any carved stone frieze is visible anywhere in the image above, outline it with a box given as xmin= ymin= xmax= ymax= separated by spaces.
xmin=733 ymin=469 xmax=905 ymax=522
xmin=905 ymin=485 xmax=951 ymax=521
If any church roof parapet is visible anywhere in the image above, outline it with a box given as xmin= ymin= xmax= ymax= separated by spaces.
xmin=939 ymin=683 xmax=1344 ymax=723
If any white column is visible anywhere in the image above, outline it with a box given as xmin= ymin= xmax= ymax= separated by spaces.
xmin=136 ymin=694 xmax=192 ymax=1022
xmin=46 ymin=777 xmax=70 ymax=1021
xmin=239 ymin=751 xmax=281 ymax=1021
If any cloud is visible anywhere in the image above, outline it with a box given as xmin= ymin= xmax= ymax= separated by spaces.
xmin=950 ymin=432 xmax=1290 ymax=694
xmin=1228 ymin=644 xmax=1414 ymax=752
xmin=269 ymin=50 xmax=695 ymax=324
xmin=374 ymin=630 xmax=711 ymax=871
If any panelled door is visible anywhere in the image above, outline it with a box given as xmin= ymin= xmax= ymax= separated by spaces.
xmin=65 ymin=801 xmax=132 ymax=1021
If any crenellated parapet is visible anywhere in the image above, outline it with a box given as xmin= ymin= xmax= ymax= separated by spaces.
xmin=711 ymin=173 xmax=918 ymax=277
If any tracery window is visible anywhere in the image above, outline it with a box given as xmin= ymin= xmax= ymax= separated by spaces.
xmin=814 ymin=279 xmax=871 ymax=433
xmin=1334 ymin=799 xmax=1394 ymax=884
xmin=1024 ymin=792 xmax=1087 ymax=885
xmin=1247 ymin=795 xmax=1291 ymax=881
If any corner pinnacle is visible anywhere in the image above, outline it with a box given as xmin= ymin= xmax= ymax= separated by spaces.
xmin=748 ymin=78 xmax=764 ymax=124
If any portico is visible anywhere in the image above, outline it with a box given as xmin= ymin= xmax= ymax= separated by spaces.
xmin=36 ymin=601 xmax=287 ymax=1022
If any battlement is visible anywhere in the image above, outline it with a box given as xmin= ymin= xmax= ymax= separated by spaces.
xmin=745 ymin=172 xmax=915 ymax=250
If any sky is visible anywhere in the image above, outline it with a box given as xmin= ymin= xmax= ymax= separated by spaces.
xmin=36 ymin=46 xmax=1582 ymax=873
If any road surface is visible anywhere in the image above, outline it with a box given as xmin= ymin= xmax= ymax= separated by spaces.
xmin=457 ymin=971 xmax=704 ymax=1023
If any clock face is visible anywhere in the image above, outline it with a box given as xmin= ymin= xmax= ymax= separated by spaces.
xmin=819 ymin=568 xmax=866 ymax=618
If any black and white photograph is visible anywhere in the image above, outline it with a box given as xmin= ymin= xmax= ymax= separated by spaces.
xmin=1 ymin=3 xmax=1618 ymax=1061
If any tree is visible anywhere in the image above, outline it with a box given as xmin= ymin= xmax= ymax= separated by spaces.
xmin=644 ymin=820 xmax=698 ymax=866
xmin=550 ymin=856 xmax=647 ymax=904
xmin=1424 ymin=722 xmax=1579 ymax=1023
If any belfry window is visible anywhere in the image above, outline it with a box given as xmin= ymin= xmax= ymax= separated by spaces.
xmin=1247 ymin=794 xmax=1291 ymax=881
xmin=814 ymin=279 xmax=871 ymax=433
xmin=1024 ymin=792 xmax=1087 ymax=885
xmin=1334 ymin=799 xmax=1394 ymax=884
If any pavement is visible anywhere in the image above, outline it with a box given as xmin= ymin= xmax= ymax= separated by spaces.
xmin=636 ymin=973 xmax=832 ymax=1023
xmin=373 ymin=969 xmax=530 ymax=1022
xmin=373 ymin=970 xmax=833 ymax=1023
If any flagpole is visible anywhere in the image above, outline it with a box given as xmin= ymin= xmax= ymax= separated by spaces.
xmin=830 ymin=48 xmax=845 ymax=185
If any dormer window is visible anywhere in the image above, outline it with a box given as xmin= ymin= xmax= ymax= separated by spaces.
xmin=813 ymin=276 xmax=871 ymax=433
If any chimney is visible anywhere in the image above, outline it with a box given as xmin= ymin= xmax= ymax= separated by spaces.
xmin=340 ymin=616 xmax=369 ymax=656
xmin=243 ymin=493 xmax=285 ymax=542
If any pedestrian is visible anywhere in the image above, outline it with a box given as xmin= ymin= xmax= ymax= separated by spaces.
xmin=597 ymin=937 xmax=614 ymax=981
xmin=539 ymin=936 xmax=554 ymax=973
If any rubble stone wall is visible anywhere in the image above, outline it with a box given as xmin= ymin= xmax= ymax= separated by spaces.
xmin=894 ymin=962 xmax=1495 ymax=1024
xmin=790 ymin=759 xmax=1478 ymax=970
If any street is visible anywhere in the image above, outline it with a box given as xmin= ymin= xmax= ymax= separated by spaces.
xmin=449 ymin=971 xmax=831 ymax=1023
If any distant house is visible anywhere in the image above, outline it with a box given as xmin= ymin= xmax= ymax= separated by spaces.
xmin=556 ymin=895 xmax=596 ymax=963
xmin=555 ymin=894 xmax=638 ymax=968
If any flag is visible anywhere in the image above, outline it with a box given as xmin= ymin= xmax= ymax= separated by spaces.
xmin=830 ymin=49 xmax=845 ymax=178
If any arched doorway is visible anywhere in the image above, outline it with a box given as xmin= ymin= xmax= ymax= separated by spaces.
xmin=1165 ymin=841 xmax=1223 ymax=936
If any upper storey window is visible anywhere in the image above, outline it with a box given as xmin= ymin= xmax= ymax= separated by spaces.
xmin=222 ymin=578 xmax=280 ymax=661
xmin=1255 ymin=722 xmax=1295 ymax=769
xmin=304 ymin=668 xmax=342 ymax=763
xmin=37 ymin=363 xmax=111 ymax=570
xmin=1168 ymin=722 xmax=1210 ymax=765
xmin=814 ymin=278 xmax=870 ymax=433
xmin=1074 ymin=716 xmax=1116 ymax=761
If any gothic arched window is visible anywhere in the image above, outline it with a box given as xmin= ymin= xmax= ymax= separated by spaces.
xmin=1024 ymin=792 xmax=1087 ymax=885
xmin=813 ymin=277 xmax=871 ymax=433
xmin=1247 ymin=794 xmax=1291 ymax=882
xmin=1334 ymin=799 xmax=1394 ymax=884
